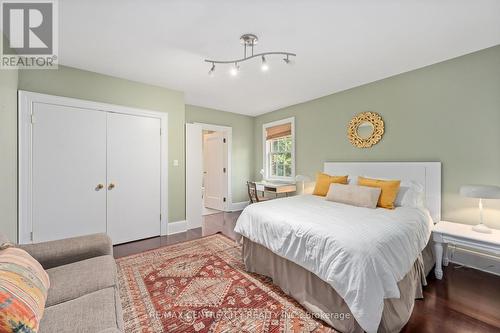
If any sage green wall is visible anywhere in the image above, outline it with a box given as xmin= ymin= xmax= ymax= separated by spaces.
xmin=254 ymin=45 xmax=500 ymax=228
xmin=185 ymin=105 xmax=254 ymax=203
xmin=18 ymin=65 xmax=186 ymax=223
xmin=0 ymin=67 xmax=19 ymax=242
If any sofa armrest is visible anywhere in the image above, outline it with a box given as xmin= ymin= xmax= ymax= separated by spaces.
xmin=18 ymin=233 xmax=113 ymax=269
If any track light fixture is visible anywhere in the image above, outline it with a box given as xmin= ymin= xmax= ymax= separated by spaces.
xmin=261 ymin=56 xmax=269 ymax=72
xmin=229 ymin=62 xmax=240 ymax=76
xmin=205 ymin=34 xmax=296 ymax=77
xmin=208 ymin=62 xmax=215 ymax=76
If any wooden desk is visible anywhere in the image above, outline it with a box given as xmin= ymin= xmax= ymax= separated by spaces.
xmin=255 ymin=181 xmax=296 ymax=197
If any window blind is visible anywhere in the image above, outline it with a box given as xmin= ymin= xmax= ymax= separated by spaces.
xmin=266 ymin=123 xmax=291 ymax=140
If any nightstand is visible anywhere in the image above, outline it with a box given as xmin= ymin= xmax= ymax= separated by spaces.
xmin=432 ymin=221 xmax=500 ymax=279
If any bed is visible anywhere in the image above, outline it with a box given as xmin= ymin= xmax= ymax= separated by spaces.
xmin=234 ymin=162 xmax=441 ymax=333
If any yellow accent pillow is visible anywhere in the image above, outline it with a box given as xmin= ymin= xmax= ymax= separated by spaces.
xmin=313 ymin=173 xmax=348 ymax=196
xmin=357 ymin=176 xmax=401 ymax=209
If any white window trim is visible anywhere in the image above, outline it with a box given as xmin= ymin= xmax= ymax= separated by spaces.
xmin=262 ymin=117 xmax=295 ymax=181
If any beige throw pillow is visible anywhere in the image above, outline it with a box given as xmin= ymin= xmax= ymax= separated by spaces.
xmin=326 ymin=183 xmax=382 ymax=209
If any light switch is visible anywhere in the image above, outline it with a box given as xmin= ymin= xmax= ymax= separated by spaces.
xmin=173 ymin=159 xmax=179 ymax=166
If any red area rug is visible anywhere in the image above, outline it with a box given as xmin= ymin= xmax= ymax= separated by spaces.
xmin=117 ymin=234 xmax=335 ymax=332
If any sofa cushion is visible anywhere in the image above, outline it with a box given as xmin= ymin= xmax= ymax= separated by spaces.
xmin=39 ymin=287 xmax=121 ymax=333
xmin=19 ymin=233 xmax=113 ymax=270
xmin=45 ymin=255 xmax=116 ymax=307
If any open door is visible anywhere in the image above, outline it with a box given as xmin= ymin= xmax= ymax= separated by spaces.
xmin=186 ymin=123 xmax=203 ymax=229
xmin=203 ymin=131 xmax=228 ymax=211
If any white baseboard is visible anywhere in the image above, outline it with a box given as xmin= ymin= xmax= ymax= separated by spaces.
xmin=449 ymin=246 xmax=500 ymax=276
xmin=167 ymin=220 xmax=187 ymax=235
xmin=229 ymin=201 xmax=249 ymax=212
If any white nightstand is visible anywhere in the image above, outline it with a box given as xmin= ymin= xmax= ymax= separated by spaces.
xmin=432 ymin=221 xmax=500 ymax=279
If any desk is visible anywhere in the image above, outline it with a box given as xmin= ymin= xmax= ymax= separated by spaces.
xmin=255 ymin=181 xmax=296 ymax=197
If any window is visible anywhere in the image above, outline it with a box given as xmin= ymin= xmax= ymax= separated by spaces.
xmin=263 ymin=117 xmax=295 ymax=180
xmin=268 ymin=136 xmax=292 ymax=177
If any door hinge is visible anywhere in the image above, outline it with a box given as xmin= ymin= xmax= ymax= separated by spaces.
xmin=223 ymin=197 xmax=226 ymax=202
xmin=160 ymin=213 xmax=162 ymax=221
xmin=160 ymin=128 xmax=162 ymax=135
xmin=223 ymin=167 xmax=226 ymax=173
xmin=30 ymin=231 xmax=33 ymax=241
xmin=223 ymin=138 xmax=226 ymax=143
xmin=30 ymin=113 xmax=35 ymax=124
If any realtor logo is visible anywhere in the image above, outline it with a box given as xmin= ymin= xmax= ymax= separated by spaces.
xmin=1 ymin=0 xmax=58 ymax=68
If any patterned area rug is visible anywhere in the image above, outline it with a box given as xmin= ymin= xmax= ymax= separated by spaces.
xmin=117 ymin=234 xmax=336 ymax=332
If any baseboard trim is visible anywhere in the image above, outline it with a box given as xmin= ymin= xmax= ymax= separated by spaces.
xmin=229 ymin=201 xmax=249 ymax=212
xmin=167 ymin=220 xmax=187 ymax=235
xmin=161 ymin=221 xmax=167 ymax=236
xmin=449 ymin=246 xmax=500 ymax=276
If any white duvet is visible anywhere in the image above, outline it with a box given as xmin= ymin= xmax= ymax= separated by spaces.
xmin=234 ymin=195 xmax=432 ymax=333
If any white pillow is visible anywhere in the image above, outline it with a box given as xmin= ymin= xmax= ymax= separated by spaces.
xmin=395 ymin=181 xmax=425 ymax=208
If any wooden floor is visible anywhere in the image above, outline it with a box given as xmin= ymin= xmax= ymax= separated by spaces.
xmin=114 ymin=212 xmax=500 ymax=333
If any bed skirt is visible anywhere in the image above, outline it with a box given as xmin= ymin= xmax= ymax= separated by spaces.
xmin=241 ymin=237 xmax=435 ymax=333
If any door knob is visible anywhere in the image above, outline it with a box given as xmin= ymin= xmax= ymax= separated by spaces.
xmin=95 ymin=184 xmax=104 ymax=191
xmin=108 ymin=183 xmax=116 ymax=190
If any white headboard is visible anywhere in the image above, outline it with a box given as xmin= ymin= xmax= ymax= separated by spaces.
xmin=324 ymin=162 xmax=441 ymax=223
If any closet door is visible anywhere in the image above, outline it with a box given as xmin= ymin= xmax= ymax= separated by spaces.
xmin=106 ymin=113 xmax=161 ymax=244
xmin=32 ymin=103 xmax=107 ymax=242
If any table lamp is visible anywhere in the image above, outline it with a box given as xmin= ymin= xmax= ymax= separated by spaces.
xmin=459 ymin=184 xmax=500 ymax=234
xmin=295 ymin=175 xmax=311 ymax=193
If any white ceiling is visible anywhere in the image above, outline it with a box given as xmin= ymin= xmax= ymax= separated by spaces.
xmin=59 ymin=0 xmax=500 ymax=116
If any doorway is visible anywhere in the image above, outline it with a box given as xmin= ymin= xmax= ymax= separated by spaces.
xmin=202 ymin=130 xmax=226 ymax=215
xmin=186 ymin=123 xmax=231 ymax=230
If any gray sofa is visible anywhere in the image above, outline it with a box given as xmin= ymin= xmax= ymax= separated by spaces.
xmin=12 ymin=233 xmax=124 ymax=333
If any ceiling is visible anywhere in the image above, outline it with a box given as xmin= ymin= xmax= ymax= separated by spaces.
xmin=59 ymin=0 xmax=500 ymax=116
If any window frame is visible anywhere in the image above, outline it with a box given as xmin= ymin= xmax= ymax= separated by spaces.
xmin=262 ymin=117 xmax=295 ymax=181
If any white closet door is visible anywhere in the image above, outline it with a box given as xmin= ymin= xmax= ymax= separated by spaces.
xmin=106 ymin=113 xmax=161 ymax=244
xmin=32 ymin=103 xmax=107 ymax=242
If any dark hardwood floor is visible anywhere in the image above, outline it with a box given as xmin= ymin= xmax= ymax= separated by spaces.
xmin=402 ymin=264 xmax=500 ymax=333
xmin=113 ymin=227 xmax=203 ymax=258
xmin=114 ymin=212 xmax=500 ymax=333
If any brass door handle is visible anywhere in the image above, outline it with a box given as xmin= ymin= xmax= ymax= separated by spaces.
xmin=95 ymin=184 xmax=104 ymax=191
xmin=108 ymin=183 xmax=116 ymax=190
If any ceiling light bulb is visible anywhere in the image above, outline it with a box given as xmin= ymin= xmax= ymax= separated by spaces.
xmin=261 ymin=56 xmax=269 ymax=72
xmin=230 ymin=63 xmax=239 ymax=76
xmin=208 ymin=63 xmax=215 ymax=76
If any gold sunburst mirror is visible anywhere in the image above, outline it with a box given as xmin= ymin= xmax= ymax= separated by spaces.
xmin=347 ymin=112 xmax=384 ymax=148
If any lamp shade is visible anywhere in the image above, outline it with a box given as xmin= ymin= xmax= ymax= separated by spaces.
xmin=459 ymin=185 xmax=500 ymax=199
xmin=295 ymin=175 xmax=310 ymax=182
